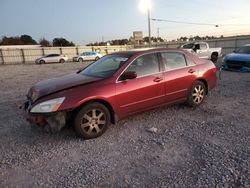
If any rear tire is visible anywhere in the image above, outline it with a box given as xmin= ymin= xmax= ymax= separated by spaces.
xmin=187 ymin=81 xmax=206 ymax=107
xmin=59 ymin=59 xmax=65 ymax=63
xmin=74 ymin=102 xmax=110 ymax=139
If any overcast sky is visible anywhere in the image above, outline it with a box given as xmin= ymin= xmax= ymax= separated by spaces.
xmin=1 ymin=0 xmax=250 ymax=44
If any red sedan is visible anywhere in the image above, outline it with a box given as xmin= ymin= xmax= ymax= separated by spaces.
xmin=23 ymin=48 xmax=217 ymax=139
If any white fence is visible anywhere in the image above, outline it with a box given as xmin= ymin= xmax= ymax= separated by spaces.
xmin=0 ymin=45 xmax=129 ymax=65
xmin=1 ymin=35 xmax=250 ymax=65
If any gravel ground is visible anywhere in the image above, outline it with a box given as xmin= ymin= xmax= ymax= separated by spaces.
xmin=0 ymin=62 xmax=249 ymax=187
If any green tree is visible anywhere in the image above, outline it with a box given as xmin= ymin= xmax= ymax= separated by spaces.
xmin=20 ymin=34 xmax=37 ymax=44
xmin=52 ymin=38 xmax=75 ymax=47
xmin=0 ymin=35 xmax=37 ymax=45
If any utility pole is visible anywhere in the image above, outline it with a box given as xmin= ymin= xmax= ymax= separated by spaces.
xmin=157 ymin=27 xmax=160 ymax=38
xmin=147 ymin=9 xmax=151 ymax=45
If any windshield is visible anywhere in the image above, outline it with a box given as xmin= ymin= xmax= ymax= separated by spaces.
xmin=182 ymin=43 xmax=194 ymax=49
xmin=235 ymin=46 xmax=250 ymax=54
xmin=80 ymin=54 xmax=130 ymax=78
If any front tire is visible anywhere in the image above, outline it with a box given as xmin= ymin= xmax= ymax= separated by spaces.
xmin=39 ymin=60 xmax=45 ymax=64
xmin=74 ymin=102 xmax=110 ymax=139
xmin=78 ymin=58 xmax=83 ymax=63
xmin=187 ymin=81 xmax=206 ymax=107
xmin=95 ymin=56 xmax=100 ymax=61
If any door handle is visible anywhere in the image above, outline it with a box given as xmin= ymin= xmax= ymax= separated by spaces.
xmin=188 ymin=69 xmax=196 ymax=74
xmin=153 ymin=77 xmax=163 ymax=82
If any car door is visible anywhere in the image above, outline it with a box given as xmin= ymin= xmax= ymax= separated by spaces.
xmin=43 ymin=54 xmax=51 ymax=62
xmin=115 ymin=53 xmax=165 ymax=117
xmin=160 ymin=52 xmax=197 ymax=103
xmin=85 ymin=52 xmax=92 ymax=61
xmin=197 ymin=43 xmax=210 ymax=59
xmin=91 ymin=52 xmax=96 ymax=60
xmin=47 ymin=54 xmax=59 ymax=62
xmin=53 ymin=54 xmax=61 ymax=62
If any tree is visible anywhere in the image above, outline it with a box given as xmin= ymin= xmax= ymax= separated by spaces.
xmin=52 ymin=37 xmax=75 ymax=47
xmin=193 ymin=36 xmax=201 ymax=41
xmin=39 ymin=38 xmax=51 ymax=47
xmin=120 ymin=39 xmax=129 ymax=45
xmin=0 ymin=36 xmax=21 ymax=45
xmin=20 ymin=34 xmax=37 ymax=44
xmin=0 ymin=35 xmax=37 ymax=45
xmin=143 ymin=37 xmax=164 ymax=43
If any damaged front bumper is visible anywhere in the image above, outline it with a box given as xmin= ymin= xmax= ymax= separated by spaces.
xmin=22 ymin=100 xmax=67 ymax=132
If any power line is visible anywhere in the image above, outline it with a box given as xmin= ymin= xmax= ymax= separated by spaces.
xmin=152 ymin=18 xmax=219 ymax=27
xmin=152 ymin=18 xmax=250 ymax=27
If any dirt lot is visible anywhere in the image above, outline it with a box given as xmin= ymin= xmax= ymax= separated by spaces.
xmin=0 ymin=62 xmax=249 ymax=187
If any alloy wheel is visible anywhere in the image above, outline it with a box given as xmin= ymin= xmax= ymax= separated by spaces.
xmin=80 ymin=109 xmax=106 ymax=135
xmin=192 ymin=85 xmax=205 ymax=104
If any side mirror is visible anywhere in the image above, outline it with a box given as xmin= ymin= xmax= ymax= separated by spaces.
xmin=120 ymin=71 xmax=137 ymax=81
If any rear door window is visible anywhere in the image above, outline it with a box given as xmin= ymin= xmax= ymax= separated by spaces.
xmin=160 ymin=52 xmax=187 ymax=71
xmin=185 ymin=55 xmax=196 ymax=66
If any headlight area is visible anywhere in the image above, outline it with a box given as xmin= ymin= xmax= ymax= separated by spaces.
xmin=28 ymin=97 xmax=67 ymax=132
xmin=31 ymin=97 xmax=65 ymax=113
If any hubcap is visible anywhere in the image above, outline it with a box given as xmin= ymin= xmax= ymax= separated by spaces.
xmin=192 ymin=85 xmax=204 ymax=104
xmin=80 ymin=109 xmax=106 ymax=135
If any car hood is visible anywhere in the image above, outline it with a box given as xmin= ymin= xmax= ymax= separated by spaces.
xmin=28 ymin=73 xmax=102 ymax=102
xmin=224 ymin=53 xmax=250 ymax=62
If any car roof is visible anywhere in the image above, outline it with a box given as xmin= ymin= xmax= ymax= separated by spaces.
xmin=110 ymin=47 xmax=187 ymax=56
xmin=243 ymin=44 xmax=250 ymax=46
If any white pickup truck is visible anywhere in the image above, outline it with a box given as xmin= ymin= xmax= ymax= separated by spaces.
xmin=180 ymin=42 xmax=222 ymax=63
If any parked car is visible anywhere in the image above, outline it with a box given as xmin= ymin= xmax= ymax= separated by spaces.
xmin=73 ymin=52 xmax=102 ymax=62
xmin=222 ymin=44 xmax=250 ymax=72
xmin=35 ymin=54 xmax=68 ymax=64
xmin=180 ymin=42 xmax=222 ymax=63
xmin=23 ymin=48 xmax=217 ymax=139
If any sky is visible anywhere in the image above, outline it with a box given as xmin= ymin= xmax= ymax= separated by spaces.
xmin=0 ymin=0 xmax=250 ymax=45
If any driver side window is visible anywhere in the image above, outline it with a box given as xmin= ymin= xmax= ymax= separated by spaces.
xmin=124 ymin=53 xmax=159 ymax=77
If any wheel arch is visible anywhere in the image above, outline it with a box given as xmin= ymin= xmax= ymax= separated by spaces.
xmin=196 ymin=78 xmax=208 ymax=95
xmin=211 ymin=51 xmax=218 ymax=57
xmin=59 ymin=58 xmax=65 ymax=62
xmin=73 ymin=99 xmax=116 ymax=124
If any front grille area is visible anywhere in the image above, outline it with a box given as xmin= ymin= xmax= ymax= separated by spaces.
xmin=226 ymin=60 xmax=250 ymax=70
